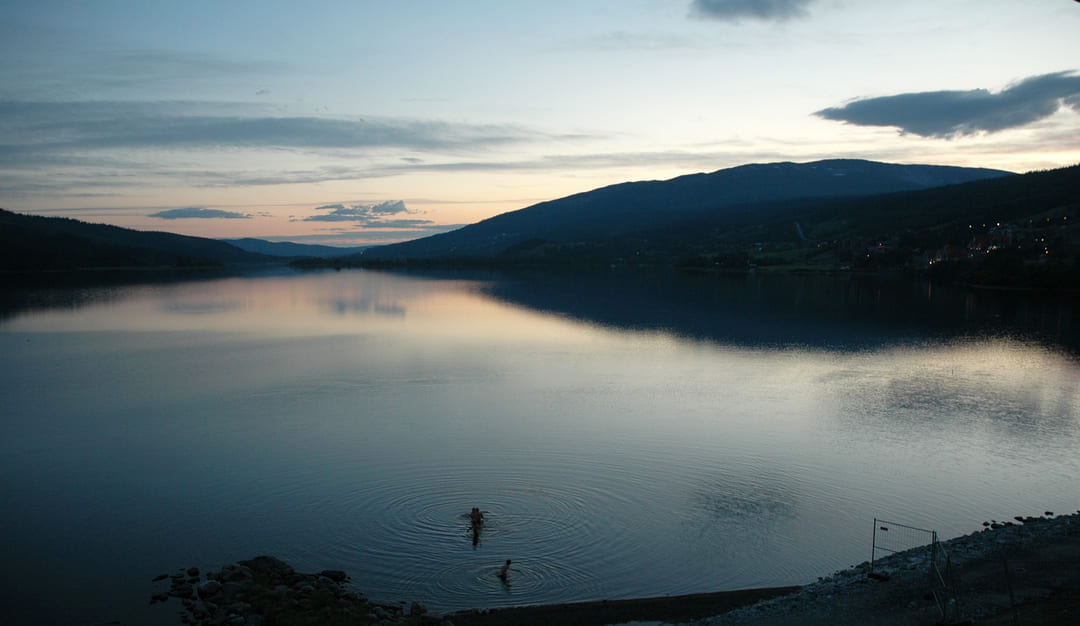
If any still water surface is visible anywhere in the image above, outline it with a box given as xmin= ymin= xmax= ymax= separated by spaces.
xmin=1 ymin=269 xmax=1079 ymax=624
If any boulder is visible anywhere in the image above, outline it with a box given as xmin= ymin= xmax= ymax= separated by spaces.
xmin=224 ymin=565 xmax=253 ymax=582
xmin=219 ymin=581 xmax=244 ymax=603
xmin=319 ymin=569 xmax=348 ymax=582
xmin=198 ymin=579 xmax=223 ymax=599
xmin=169 ymin=583 xmax=195 ymax=599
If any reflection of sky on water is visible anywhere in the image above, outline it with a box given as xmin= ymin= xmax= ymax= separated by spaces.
xmin=691 ymin=473 xmax=799 ymax=527
xmin=819 ymin=340 xmax=1080 ymax=452
xmin=1 ymin=268 xmax=1079 ymax=623
xmin=685 ymin=468 xmax=802 ymax=565
xmin=161 ymin=299 xmax=248 ymax=315
xmin=2 ymin=270 xmax=438 ymax=335
xmin=5 ymin=268 xmax=1079 ymax=354
xmin=322 ymin=297 xmax=405 ymax=318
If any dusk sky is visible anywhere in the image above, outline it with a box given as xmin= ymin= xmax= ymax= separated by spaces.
xmin=2 ymin=1 xmax=1079 ymax=246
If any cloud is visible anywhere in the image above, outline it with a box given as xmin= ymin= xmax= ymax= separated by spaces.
xmin=357 ymin=219 xmax=435 ymax=230
xmin=100 ymin=51 xmax=287 ymax=88
xmin=148 ymin=207 xmax=252 ymax=219
xmin=815 ymin=71 xmax=1080 ymax=138
xmin=301 ymin=200 xmax=429 ymax=226
xmin=0 ymin=100 xmax=541 ymax=153
xmin=0 ymin=98 xmax=606 ymax=198
xmin=370 ymin=200 xmax=408 ymax=214
xmin=689 ymin=0 xmax=816 ymax=22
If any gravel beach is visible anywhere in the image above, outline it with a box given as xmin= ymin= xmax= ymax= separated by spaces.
xmin=695 ymin=510 xmax=1080 ymax=626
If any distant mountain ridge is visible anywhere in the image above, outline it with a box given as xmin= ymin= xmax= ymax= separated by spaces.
xmin=361 ymin=159 xmax=1013 ymax=260
xmin=8 ymin=157 xmax=1070 ymax=283
xmin=221 ymin=238 xmax=368 ymax=258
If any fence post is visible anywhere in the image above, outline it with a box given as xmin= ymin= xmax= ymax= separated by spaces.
xmin=929 ymin=530 xmax=937 ymax=593
xmin=870 ymin=517 xmax=879 ymax=575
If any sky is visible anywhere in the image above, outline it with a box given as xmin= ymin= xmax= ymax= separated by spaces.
xmin=2 ymin=1 xmax=1079 ymax=247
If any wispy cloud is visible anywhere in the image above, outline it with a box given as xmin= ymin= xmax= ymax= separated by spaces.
xmin=0 ymin=142 xmax=750 ymax=198
xmin=357 ymin=219 xmax=437 ymax=230
xmin=367 ymin=148 xmax=755 ymax=175
xmin=148 ymin=207 xmax=253 ymax=219
xmin=296 ymin=200 xmax=466 ymax=243
xmin=102 ymin=51 xmax=285 ymax=84
xmin=689 ymin=0 xmax=816 ymax=22
xmin=815 ymin=71 xmax=1080 ymax=138
xmin=300 ymin=200 xmax=434 ymax=228
xmin=0 ymin=100 xmax=542 ymax=153
xmin=0 ymin=19 xmax=289 ymax=99
xmin=0 ymin=98 xmax=588 ymax=198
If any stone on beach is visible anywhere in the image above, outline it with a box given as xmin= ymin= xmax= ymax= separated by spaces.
xmin=152 ymin=555 xmax=407 ymax=626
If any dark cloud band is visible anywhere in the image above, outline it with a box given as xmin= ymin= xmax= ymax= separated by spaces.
xmin=690 ymin=0 xmax=815 ymax=22
xmin=0 ymin=100 xmax=535 ymax=153
xmin=815 ymin=71 xmax=1080 ymax=138
xmin=149 ymin=207 xmax=251 ymax=219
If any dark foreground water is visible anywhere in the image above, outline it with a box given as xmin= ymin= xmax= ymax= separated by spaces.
xmin=1 ymin=269 xmax=1078 ymax=625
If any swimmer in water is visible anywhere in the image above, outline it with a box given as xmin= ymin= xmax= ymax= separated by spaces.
xmin=498 ymin=559 xmax=511 ymax=581
xmin=469 ymin=507 xmax=484 ymax=546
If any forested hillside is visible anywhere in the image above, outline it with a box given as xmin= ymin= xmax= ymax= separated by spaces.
xmin=0 ymin=209 xmax=269 ymax=273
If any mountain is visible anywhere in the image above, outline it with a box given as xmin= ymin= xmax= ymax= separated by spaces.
xmin=221 ymin=238 xmax=368 ymax=258
xmin=0 ymin=208 xmax=271 ymax=273
xmin=361 ymin=159 xmax=1012 ymax=261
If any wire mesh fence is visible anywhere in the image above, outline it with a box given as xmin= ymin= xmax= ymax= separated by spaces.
xmin=870 ymin=518 xmax=936 ymax=574
xmin=930 ymin=536 xmax=961 ymax=622
xmin=870 ymin=518 xmax=960 ymax=621
xmin=868 ymin=516 xmax=1080 ymax=624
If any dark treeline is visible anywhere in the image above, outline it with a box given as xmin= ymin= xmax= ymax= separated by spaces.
xmin=5 ymin=162 xmax=1079 ymax=290
xmin=306 ymin=164 xmax=1080 ymax=289
xmin=0 ymin=208 xmax=272 ymax=277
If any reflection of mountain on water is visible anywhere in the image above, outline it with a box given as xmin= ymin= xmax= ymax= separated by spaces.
xmin=0 ymin=268 xmax=273 ymax=322
xmin=479 ymin=269 xmax=1080 ymax=352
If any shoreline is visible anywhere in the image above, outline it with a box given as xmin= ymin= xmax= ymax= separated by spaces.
xmin=446 ymin=586 xmax=802 ymax=626
xmin=701 ymin=510 xmax=1080 ymax=625
xmin=152 ymin=511 xmax=1080 ymax=625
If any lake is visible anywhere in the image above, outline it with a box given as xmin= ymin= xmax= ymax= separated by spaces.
xmin=1 ymin=268 xmax=1079 ymax=625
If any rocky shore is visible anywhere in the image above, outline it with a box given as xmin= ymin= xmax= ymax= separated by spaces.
xmin=152 ymin=511 xmax=1080 ymax=626
xmin=698 ymin=510 xmax=1080 ymax=625
xmin=150 ymin=555 xmax=429 ymax=625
